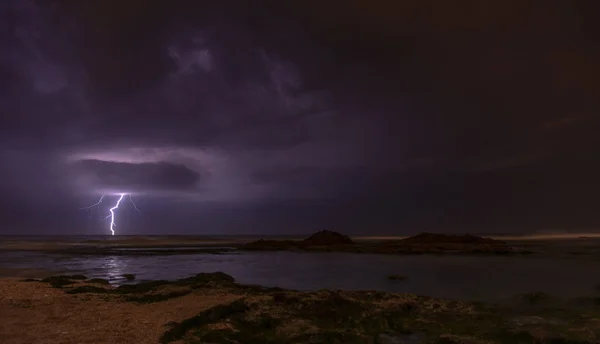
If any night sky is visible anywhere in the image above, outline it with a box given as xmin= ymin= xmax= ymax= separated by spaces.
xmin=1 ymin=0 xmax=599 ymax=235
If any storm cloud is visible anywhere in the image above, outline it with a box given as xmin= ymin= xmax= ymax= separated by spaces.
xmin=0 ymin=0 xmax=599 ymax=234
xmin=70 ymin=159 xmax=201 ymax=194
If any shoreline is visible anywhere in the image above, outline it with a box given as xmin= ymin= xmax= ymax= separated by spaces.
xmin=2 ymin=273 xmax=600 ymax=344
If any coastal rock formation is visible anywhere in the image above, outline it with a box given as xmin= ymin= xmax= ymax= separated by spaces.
xmin=380 ymin=233 xmax=513 ymax=254
xmin=240 ymin=231 xmax=516 ymax=255
xmin=302 ymin=230 xmax=354 ymax=246
xmin=400 ymin=233 xmax=505 ymax=245
xmin=241 ymin=230 xmax=353 ymax=251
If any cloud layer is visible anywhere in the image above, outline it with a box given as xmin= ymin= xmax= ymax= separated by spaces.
xmin=1 ymin=0 xmax=599 ymax=234
xmin=70 ymin=159 xmax=201 ymax=195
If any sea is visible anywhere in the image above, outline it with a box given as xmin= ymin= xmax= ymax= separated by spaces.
xmin=1 ymin=235 xmax=599 ymax=302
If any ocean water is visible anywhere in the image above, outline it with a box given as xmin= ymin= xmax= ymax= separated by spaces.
xmin=1 ymin=249 xmax=598 ymax=302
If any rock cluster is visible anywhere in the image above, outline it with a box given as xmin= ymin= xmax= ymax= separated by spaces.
xmin=241 ymin=231 xmax=517 ymax=255
xmin=400 ymin=233 xmax=505 ymax=245
xmin=302 ymin=230 xmax=354 ymax=246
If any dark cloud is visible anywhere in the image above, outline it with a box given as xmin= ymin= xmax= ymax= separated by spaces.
xmin=0 ymin=0 xmax=599 ymax=234
xmin=71 ymin=159 xmax=201 ymax=194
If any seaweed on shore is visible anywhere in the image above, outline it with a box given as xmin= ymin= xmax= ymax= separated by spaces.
xmin=86 ymin=278 xmax=110 ymax=285
xmin=41 ymin=274 xmax=87 ymax=288
xmin=163 ymin=288 xmax=420 ymax=344
xmin=66 ymin=285 xmax=111 ymax=294
xmin=35 ymin=271 xmax=238 ymax=303
xmin=160 ymin=287 xmax=600 ymax=344
xmin=160 ymin=299 xmax=249 ymax=343
xmin=124 ymin=289 xmax=192 ymax=303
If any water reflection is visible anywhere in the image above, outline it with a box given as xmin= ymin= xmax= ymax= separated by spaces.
xmin=102 ymin=256 xmax=126 ymax=281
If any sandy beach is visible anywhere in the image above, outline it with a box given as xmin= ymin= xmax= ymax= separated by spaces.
xmin=0 ymin=278 xmax=241 ymax=344
xmin=2 ymin=272 xmax=599 ymax=344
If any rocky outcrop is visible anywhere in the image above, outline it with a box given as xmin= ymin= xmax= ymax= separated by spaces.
xmin=241 ymin=230 xmax=353 ymax=251
xmin=400 ymin=233 xmax=505 ymax=245
xmin=240 ymin=231 xmax=518 ymax=255
xmin=302 ymin=230 xmax=354 ymax=246
xmin=378 ymin=233 xmax=513 ymax=254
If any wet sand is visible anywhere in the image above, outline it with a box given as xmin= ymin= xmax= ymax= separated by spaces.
xmin=0 ymin=267 xmax=57 ymax=279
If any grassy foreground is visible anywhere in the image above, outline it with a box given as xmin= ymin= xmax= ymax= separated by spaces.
xmin=5 ymin=273 xmax=598 ymax=344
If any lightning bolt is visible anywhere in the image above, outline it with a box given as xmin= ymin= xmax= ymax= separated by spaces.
xmin=83 ymin=193 xmax=141 ymax=236
xmin=81 ymin=195 xmax=104 ymax=210
xmin=108 ymin=193 xmax=126 ymax=236
xmin=129 ymin=194 xmax=142 ymax=215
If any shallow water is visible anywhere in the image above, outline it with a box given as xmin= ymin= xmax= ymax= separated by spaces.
xmin=1 ymin=250 xmax=598 ymax=302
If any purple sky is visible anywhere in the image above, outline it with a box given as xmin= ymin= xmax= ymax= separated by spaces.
xmin=1 ymin=0 xmax=599 ymax=235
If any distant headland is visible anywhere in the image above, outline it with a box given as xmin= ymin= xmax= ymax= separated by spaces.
xmin=240 ymin=230 xmax=524 ymax=255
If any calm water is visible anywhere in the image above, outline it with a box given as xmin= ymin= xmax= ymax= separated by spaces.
xmin=1 ymin=250 xmax=598 ymax=302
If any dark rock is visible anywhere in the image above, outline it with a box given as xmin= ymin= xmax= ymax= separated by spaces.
xmin=176 ymin=272 xmax=235 ymax=285
xmin=66 ymin=286 xmax=110 ymax=294
xmin=122 ymin=274 xmax=136 ymax=281
xmin=86 ymin=278 xmax=110 ymax=285
xmin=378 ymin=233 xmax=515 ymax=255
xmin=125 ymin=289 xmax=192 ymax=303
xmin=41 ymin=275 xmax=88 ymax=288
xmin=116 ymin=272 xmax=236 ymax=294
xmin=400 ymin=233 xmax=504 ymax=245
xmin=241 ymin=231 xmax=515 ymax=255
xmin=388 ymin=274 xmax=408 ymax=281
xmin=235 ymin=284 xmax=288 ymax=294
xmin=160 ymin=299 xmax=249 ymax=343
xmin=116 ymin=280 xmax=172 ymax=294
xmin=516 ymin=291 xmax=552 ymax=306
xmin=272 ymin=292 xmax=301 ymax=305
xmin=302 ymin=230 xmax=354 ymax=246
xmin=296 ymin=290 xmax=364 ymax=323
